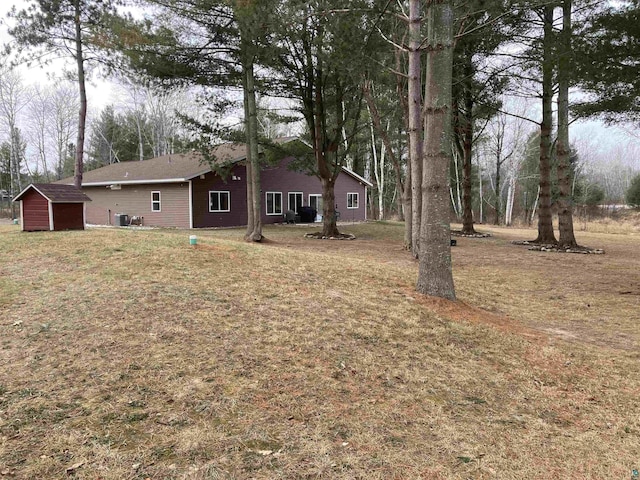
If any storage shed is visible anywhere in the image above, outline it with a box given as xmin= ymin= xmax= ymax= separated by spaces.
xmin=13 ymin=184 xmax=92 ymax=232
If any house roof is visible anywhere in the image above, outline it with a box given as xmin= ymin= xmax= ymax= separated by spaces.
xmin=57 ymin=138 xmax=373 ymax=188
xmin=341 ymin=167 xmax=373 ymax=187
xmin=57 ymin=143 xmax=246 ymax=187
xmin=14 ymin=184 xmax=92 ymax=203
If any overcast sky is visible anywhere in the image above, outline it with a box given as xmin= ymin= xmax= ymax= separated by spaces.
xmin=0 ymin=0 xmax=116 ymax=108
xmin=0 ymin=0 xmax=638 ymax=172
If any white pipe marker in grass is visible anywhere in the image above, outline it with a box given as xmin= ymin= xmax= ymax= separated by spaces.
xmin=189 ymin=235 xmax=197 ymax=246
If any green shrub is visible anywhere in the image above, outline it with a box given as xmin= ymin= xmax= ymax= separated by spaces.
xmin=626 ymin=174 xmax=640 ymax=208
xmin=574 ymin=180 xmax=605 ymax=206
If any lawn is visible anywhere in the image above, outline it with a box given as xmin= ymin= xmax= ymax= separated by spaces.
xmin=0 ymin=220 xmax=639 ymax=479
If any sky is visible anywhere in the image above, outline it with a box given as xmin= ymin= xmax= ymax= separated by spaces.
xmin=0 ymin=0 xmax=116 ymax=109
xmin=0 ymin=0 xmax=638 ymax=174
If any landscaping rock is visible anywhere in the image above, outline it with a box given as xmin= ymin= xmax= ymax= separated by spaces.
xmin=450 ymin=230 xmax=491 ymax=238
xmin=304 ymin=233 xmax=356 ymax=240
xmin=513 ymin=240 xmax=605 ymax=254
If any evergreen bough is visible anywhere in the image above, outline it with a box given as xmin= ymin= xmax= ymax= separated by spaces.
xmin=626 ymin=174 xmax=640 ymax=208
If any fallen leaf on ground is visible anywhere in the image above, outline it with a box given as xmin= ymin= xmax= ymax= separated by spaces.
xmin=65 ymin=461 xmax=84 ymax=474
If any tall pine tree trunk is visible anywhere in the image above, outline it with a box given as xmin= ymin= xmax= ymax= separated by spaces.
xmin=478 ymin=159 xmax=484 ymax=223
xmin=461 ymin=139 xmax=475 ymax=232
xmin=73 ymin=0 xmax=86 ymax=189
xmin=236 ymin=2 xmax=262 ymax=242
xmin=313 ymin=74 xmax=341 ymax=238
xmin=245 ymin=156 xmax=255 ymax=235
xmin=495 ymin=156 xmax=501 ymax=224
xmin=408 ymin=0 xmax=422 ymax=258
xmin=416 ymin=0 xmax=456 ymax=301
xmin=243 ymin=59 xmax=263 ymax=242
xmin=394 ymin=49 xmax=411 ymax=243
xmin=557 ymin=0 xmax=577 ymax=247
xmin=533 ymin=6 xmax=557 ymax=244
xmin=404 ymin=160 xmax=412 ymax=245
xmin=320 ymin=176 xmax=338 ymax=236
xmin=460 ymin=64 xmax=476 ymax=234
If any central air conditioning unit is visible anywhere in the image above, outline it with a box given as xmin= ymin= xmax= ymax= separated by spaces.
xmin=109 ymin=184 xmax=122 ymax=190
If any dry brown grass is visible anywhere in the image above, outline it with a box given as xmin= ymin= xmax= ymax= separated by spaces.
xmin=576 ymin=211 xmax=640 ymax=235
xmin=0 ymin=220 xmax=639 ymax=479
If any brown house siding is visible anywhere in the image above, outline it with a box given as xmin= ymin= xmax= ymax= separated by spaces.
xmin=191 ymin=159 xmax=368 ymax=227
xmin=52 ymin=203 xmax=85 ymax=231
xmin=80 ymin=157 xmax=367 ymax=229
xmin=83 ymin=183 xmax=190 ymax=228
xmin=335 ymin=173 xmax=368 ymax=223
xmin=192 ymin=165 xmax=248 ymax=228
xmin=258 ymin=158 xmax=368 ymax=224
xmin=21 ymin=190 xmax=50 ymax=231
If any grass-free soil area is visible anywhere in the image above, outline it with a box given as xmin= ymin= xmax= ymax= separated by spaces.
xmin=0 ymin=220 xmax=639 ymax=479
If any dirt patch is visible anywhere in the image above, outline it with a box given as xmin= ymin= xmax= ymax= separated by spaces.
xmin=410 ymin=293 xmax=548 ymax=344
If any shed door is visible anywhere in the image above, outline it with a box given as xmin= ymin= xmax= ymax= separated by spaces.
xmin=52 ymin=203 xmax=85 ymax=230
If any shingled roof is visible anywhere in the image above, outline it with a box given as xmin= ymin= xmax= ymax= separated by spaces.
xmin=14 ymin=184 xmax=92 ymax=203
xmin=58 ymin=143 xmax=247 ymax=187
xmin=56 ymin=138 xmax=373 ymax=188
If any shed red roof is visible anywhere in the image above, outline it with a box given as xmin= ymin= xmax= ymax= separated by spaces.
xmin=14 ymin=184 xmax=92 ymax=203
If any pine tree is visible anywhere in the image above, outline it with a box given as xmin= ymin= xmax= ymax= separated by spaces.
xmin=573 ymin=1 xmax=640 ymax=123
xmin=451 ymin=0 xmax=511 ymax=234
xmin=120 ymin=0 xmax=273 ymax=241
xmin=556 ymin=0 xmax=578 ymax=247
xmin=416 ymin=0 xmax=456 ymax=300
xmin=7 ymin=0 xmax=122 ymax=188
xmin=270 ymin=0 xmax=372 ymax=237
xmin=626 ymin=174 xmax=640 ymax=208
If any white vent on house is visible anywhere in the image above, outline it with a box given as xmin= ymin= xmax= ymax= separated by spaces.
xmin=232 ymin=175 xmax=241 ymax=181
xmin=109 ymin=184 xmax=122 ymax=190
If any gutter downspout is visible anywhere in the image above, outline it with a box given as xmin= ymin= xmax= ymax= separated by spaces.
xmin=364 ymin=184 xmax=368 ymax=221
xmin=188 ymin=180 xmax=194 ymax=229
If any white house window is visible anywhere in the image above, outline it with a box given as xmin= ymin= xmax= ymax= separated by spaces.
xmin=209 ymin=191 xmax=230 ymax=212
xmin=266 ymin=192 xmax=283 ymax=215
xmin=151 ymin=191 xmax=161 ymax=212
xmin=309 ymin=194 xmax=323 ymax=213
xmin=288 ymin=192 xmax=303 ymax=213
xmin=347 ymin=192 xmax=359 ymax=209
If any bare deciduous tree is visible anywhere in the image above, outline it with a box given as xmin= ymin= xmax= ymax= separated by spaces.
xmin=0 ymin=67 xmax=31 ymax=213
xmin=50 ymin=84 xmax=80 ymax=179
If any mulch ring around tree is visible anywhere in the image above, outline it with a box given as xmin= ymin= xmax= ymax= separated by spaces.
xmin=451 ymin=230 xmax=492 ymax=238
xmin=304 ymin=232 xmax=356 ymax=240
xmin=512 ymin=240 xmax=605 ymax=254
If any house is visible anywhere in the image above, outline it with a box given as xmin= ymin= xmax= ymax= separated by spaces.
xmin=13 ymin=184 xmax=92 ymax=232
xmin=62 ymin=141 xmax=372 ymax=229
